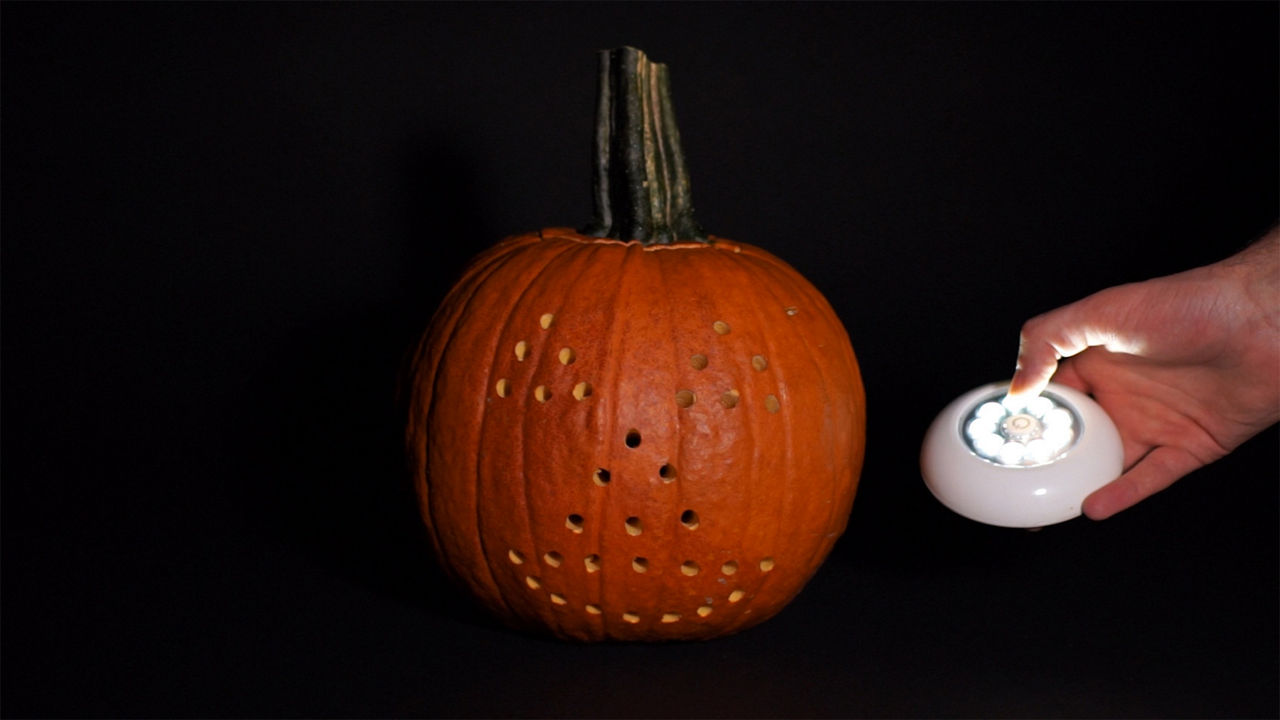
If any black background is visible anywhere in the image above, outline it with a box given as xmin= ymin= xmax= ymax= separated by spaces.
xmin=3 ymin=3 xmax=1277 ymax=718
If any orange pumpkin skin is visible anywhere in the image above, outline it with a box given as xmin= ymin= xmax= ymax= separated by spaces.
xmin=406 ymin=227 xmax=865 ymax=641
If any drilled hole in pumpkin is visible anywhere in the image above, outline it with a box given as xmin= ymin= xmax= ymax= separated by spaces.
xmin=785 ymin=306 xmax=799 ymax=316
xmin=760 ymin=557 xmax=776 ymax=572
xmin=680 ymin=509 xmax=700 ymax=530
xmin=624 ymin=517 xmax=642 ymax=536
xmin=592 ymin=468 xmax=611 ymax=487
xmin=721 ymin=390 xmax=740 ymax=409
xmin=550 ymin=592 xmax=568 ymax=605
xmin=765 ymin=394 xmax=780 ymax=413
xmin=584 ymin=554 xmax=601 ymax=573
xmin=690 ymin=354 xmax=709 ymax=370
xmin=534 ymin=385 xmax=551 ymax=403
xmin=586 ymin=604 xmax=602 ymax=615
xmin=713 ymin=320 xmax=731 ymax=335
xmin=697 ymin=605 xmax=713 ymax=617
xmin=515 ymin=340 xmax=529 ymax=361
xmin=729 ymin=589 xmax=746 ymax=603
xmin=573 ymin=382 xmax=592 ymax=400
xmin=632 ymin=557 xmax=649 ymax=573
xmin=566 ymin=514 xmax=584 ymax=533
xmin=622 ymin=612 xmax=640 ymax=624
xmin=659 ymin=463 xmax=677 ymax=481
xmin=526 ymin=576 xmax=542 ymax=590
xmin=681 ymin=561 xmax=700 ymax=576
xmin=751 ymin=355 xmax=768 ymax=372
xmin=543 ymin=551 xmax=563 ymax=568
xmin=495 ymin=378 xmax=511 ymax=398
xmin=721 ymin=561 xmax=739 ymax=576
xmin=624 ymin=429 xmax=642 ymax=448
xmin=508 ymin=549 xmax=525 ymax=565
xmin=539 ymin=313 xmax=555 ymax=330
xmin=558 ymin=347 xmax=576 ymax=365
xmin=661 ymin=613 xmax=681 ymax=624
xmin=675 ymin=390 xmax=695 ymax=408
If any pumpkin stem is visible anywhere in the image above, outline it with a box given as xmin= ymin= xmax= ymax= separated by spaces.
xmin=582 ymin=47 xmax=706 ymax=244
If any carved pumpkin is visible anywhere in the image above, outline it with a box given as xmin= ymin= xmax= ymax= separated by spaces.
xmin=406 ymin=48 xmax=864 ymax=641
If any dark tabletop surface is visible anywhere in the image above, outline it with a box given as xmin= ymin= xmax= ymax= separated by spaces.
xmin=3 ymin=3 xmax=1276 ymax=718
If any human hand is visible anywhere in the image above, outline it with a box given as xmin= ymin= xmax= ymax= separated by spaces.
xmin=1008 ymin=229 xmax=1280 ymax=520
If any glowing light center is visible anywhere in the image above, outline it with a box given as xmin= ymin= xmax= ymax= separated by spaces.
xmin=962 ymin=390 xmax=1081 ymax=467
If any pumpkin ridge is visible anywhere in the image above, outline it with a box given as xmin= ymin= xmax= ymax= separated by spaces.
xmin=501 ymin=238 xmax=583 ymax=625
xmin=734 ymin=256 xmax=821 ymax=624
xmin=603 ymin=244 xmax=655 ymax=635
xmin=701 ymin=249 xmax=760 ymax=631
xmin=473 ymin=241 xmax=581 ymax=625
xmin=415 ymin=242 xmax=527 ymax=607
xmin=561 ymin=241 xmax=613 ymax=638
xmin=590 ymin=243 xmax=622 ymax=638
xmin=731 ymin=251 xmax=857 ymax=604
xmin=725 ymin=251 xmax=791 ymax=623
xmin=508 ymin=240 xmax=597 ymax=636
xmin=651 ymin=248 xmax=689 ymax=621
xmin=450 ymin=244 xmax=546 ymax=620
xmin=565 ymin=242 xmax=631 ymax=637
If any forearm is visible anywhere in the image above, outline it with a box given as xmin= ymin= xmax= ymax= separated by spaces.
xmin=1213 ymin=226 xmax=1280 ymax=424
xmin=1216 ymin=226 xmax=1279 ymax=330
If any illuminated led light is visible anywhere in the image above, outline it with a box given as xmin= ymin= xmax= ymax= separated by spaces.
xmin=1044 ymin=425 xmax=1073 ymax=451
xmin=1025 ymin=438 xmax=1054 ymax=463
xmin=976 ymin=401 xmax=1005 ymax=420
xmin=997 ymin=441 xmax=1026 ymax=465
xmin=921 ymin=381 xmax=1124 ymax=528
xmin=1044 ymin=407 xmax=1074 ymax=429
xmin=1025 ymin=396 xmax=1054 ymax=418
xmin=1000 ymin=394 xmax=1027 ymax=414
xmin=966 ymin=417 xmax=998 ymax=440
xmin=973 ymin=432 xmax=1005 ymax=458
xmin=955 ymin=388 xmax=1082 ymax=468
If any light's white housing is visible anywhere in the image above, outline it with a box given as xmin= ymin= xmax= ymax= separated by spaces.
xmin=921 ymin=381 xmax=1123 ymax=528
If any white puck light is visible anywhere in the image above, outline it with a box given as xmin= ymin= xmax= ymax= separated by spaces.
xmin=921 ymin=381 xmax=1123 ymax=528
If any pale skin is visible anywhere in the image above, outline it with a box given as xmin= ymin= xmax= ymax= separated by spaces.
xmin=1008 ymin=227 xmax=1280 ymax=520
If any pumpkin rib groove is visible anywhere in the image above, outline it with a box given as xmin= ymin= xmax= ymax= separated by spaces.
xmin=540 ymin=239 xmax=609 ymax=632
xmin=510 ymin=240 xmax=591 ymax=635
xmin=579 ymin=242 xmax=614 ymax=639
xmin=410 ymin=243 xmax=518 ymax=561
xmin=727 ymin=251 xmax=793 ymax=623
xmin=725 ymin=250 xmax=796 ymax=633
xmin=732 ymin=251 xmax=856 ymax=609
xmin=458 ymin=245 xmax=550 ymax=621
xmin=774 ymin=264 xmax=854 ymax=580
xmin=552 ymin=242 xmax=632 ymax=638
xmin=418 ymin=244 xmax=530 ymax=612
xmin=653 ymin=247 xmax=693 ymax=618
xmin=781 ymin=264 xmax=864 ymax=563
xmin=551 ymin=241 xmax=595 ymax=636
xmin=491 ymin=240 xmax=583 ymax=631
xmin=577 ymin=242 xmax=636 ymax=639
xmin=440 ymin=239 xmax=555 ymax=617
xmin=705 ymin=250 xmax=759 ymax=631
xmin=787 ymin=259 xmax=863 ymax=562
